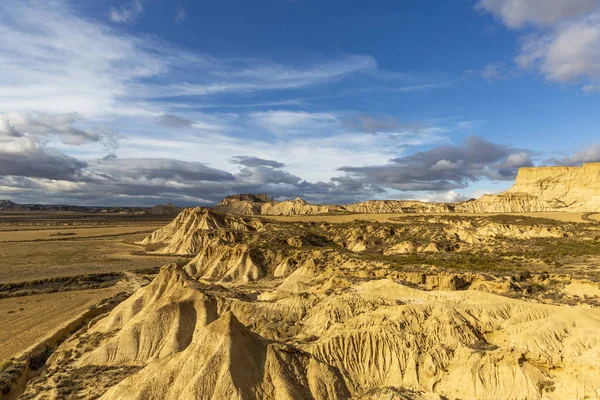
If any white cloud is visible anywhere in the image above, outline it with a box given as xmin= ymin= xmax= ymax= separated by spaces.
xmin=0 ymin=0 xmax=377 ymax=118
xmin=477 ymin=0 xmax=600 ymax=28
xmin=477 ymin=1 xmax=600 ymax=85
xmin=1 ymin=112 xmax=102 ymax=145
xmin=0 ymin=0 xmax=462 ymax=205
xmin=583 ymin=83 xmax=600 ymax=92
xmin=470 ymin=189 xmax=498 ymax=199
xmin=249 ymin=111 xmax=338 ymax=136
xmin=504 ymin=152 xmax=531 ymax=167
xmin=550 ymin=143 xmax=600 ymax=165
xmin=516 ymin=13 xmax=600 ymax=82
xmin=109 ymin=0 xmax=144 ymax=23
xmin=480 ymin=62 xmax=508 ymax=79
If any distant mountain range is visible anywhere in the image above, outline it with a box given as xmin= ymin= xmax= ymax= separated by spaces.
xmin=0 ymin=200 xmax=182 ymax=215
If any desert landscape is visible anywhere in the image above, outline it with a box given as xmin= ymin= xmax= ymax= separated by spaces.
xmin=0 ymin=164 xmax=599 ymax=399
xmin=4 ymin=1 xmax=600 ymax=398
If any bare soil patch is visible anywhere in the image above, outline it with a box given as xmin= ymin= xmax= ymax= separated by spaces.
xmin=0 ymin=287 xmax=121 ymax=361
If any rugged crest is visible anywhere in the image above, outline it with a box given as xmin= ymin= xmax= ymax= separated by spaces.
xmin=140 ymin=206 xmax=264 ymax=254
xmin=214 ymin=163 xmax=600 ymax=215
xmin=19 ymin=203 xmax=600 ymax=399
xmin=27 ymin=265 xmax=600 ymax=400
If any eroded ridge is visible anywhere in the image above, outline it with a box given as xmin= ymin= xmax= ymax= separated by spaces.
xmin=16 ymin=206 xmax=600 ymax=399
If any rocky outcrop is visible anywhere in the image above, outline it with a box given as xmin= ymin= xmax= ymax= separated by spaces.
xmin=20 ymin=210 xmax=600 ymax=400
xmin=344 ymin=200 xmax=454 ymax=214
xmin=460 ymin=163 xmax=600 ymax=213
xmin=83 ymin=267 xmax=600 ymax=400
xmin=140 ymin=207 xmax=264 ymax=254
xmin=217 ymin=193 xmax=274 ymax=205
xmin=101 ymin=310 xmax=350 ymax=400
xmin=505 ymin=163 xmax=600 ymax=212
xmin=184 ymin=243 xmax=264 ymax=283
xmin=456 ymin=193 xmax=552 ymax=213
xmin=212 ymin=196 xmax=455 ymax=216
xmin=40 ymin=266 xmax=350 ymax=400
xmin=213 ymin=163 xmax=600 ymax=216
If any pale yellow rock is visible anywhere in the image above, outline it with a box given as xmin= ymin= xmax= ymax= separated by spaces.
xmin=383 ymin=241 xmax=416 ymax=255
xmin=460 ymin=163 xmax=600 ymax=213
xmin=100 ymin=312 xmax=350 ymax=400
xmin=140 ymin=206 xmax=263 ymax=254
xmin=418 ymin=242 xmax=441 ymax=253
xmin=184 ymin=243 xmax=263 ymax=283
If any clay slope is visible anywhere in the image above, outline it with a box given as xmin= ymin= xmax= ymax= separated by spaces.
xmin=456 ymin=193 xmax=552 ymax=213
xmin=100 ymin=311 xmax=350 ymax=400
xmin=140 ymin=206 xmax=264 ymax=254
xmin=213 ymin=197 xmax=457 ymax=216
xmin=31 ymin=266 xmax=350 ymax=400
xmin=31 ymin=265 xmax=600 ymax=400
xmin=184 ymin=243 xmax=264 ymax=283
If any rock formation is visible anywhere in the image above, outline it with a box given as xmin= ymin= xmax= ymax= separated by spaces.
xmin=18 ymin=201 xmax=600 ymax=399
xmin=140 ymin=206 xmax=264 ymax=254
xmin=24 ymin=262 xmax=600 ymax=400
xmin=460 ymin=163 xmax=600 ymax=213
xmin=212 ymin=163 xmax=600 ymax=215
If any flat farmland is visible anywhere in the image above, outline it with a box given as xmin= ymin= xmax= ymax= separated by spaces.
xmin=0 ymin=212 xmax=181 ymax=362
xmin=0 ymin=225 xmax=160 ymax=242
xmin=0 ymin=212 xmax=179 ymax=283
xmin=0 ymin=287 xmax=121 ymax=360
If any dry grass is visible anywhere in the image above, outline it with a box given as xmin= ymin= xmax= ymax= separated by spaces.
xmin=263 ymin=211 xmax=591 ymax=223
xmin=0 ymin=213 xmax=180 ymax=284
xmin=0 ymin=235 xmax=179 ymax=283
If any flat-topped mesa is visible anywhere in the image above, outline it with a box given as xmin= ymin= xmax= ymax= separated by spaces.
xmin=504 ymin=162 xmax=600 ymax=212
xmin=213 ymin=194 xmax=337 ymax=216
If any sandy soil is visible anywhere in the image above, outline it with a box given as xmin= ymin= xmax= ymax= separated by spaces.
xmin=0 ymin=287 xmax=120 ymax=361
xmin=263 ymin=211 xmax=591 ymax=223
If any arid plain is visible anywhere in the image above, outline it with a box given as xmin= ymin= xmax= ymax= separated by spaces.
xmin=0 ymin=212 xmax=182 ymax=364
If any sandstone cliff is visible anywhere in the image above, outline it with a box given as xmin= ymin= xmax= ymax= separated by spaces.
xmin=212 ymin=163 xmax=600 ymax=215
xmin=461 ymin=163 xmax=600 ymax=213
xmin=505 ymin=163 xmax=600 ymax=212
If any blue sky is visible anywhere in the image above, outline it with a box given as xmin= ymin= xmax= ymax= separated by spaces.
xmin=1 ymin=0 xmax=600 ymax=206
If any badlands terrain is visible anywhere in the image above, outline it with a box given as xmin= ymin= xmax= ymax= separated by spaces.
xmin=2 ymin=164 xmax=600 ymax=399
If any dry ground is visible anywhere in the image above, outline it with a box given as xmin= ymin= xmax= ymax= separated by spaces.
xmin=0 ymin=287 xmax=120 ymax=360
xmin=0 ymin=213 xmax=180 ymax=284
xmin=0 ymin=212 xmax=180 ymax=362
xmin=0 ymin=226 xmax=161 ymax=242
